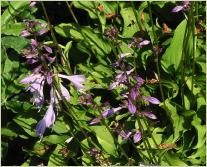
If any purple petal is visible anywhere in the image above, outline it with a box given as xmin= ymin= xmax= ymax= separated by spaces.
xmin=58 ymin=74 xmax=86 ymax=90
xmin=89 ymin=118 xmax=101 ymax=125
xmin=135 ymin=76 xmax=145 ymax=87
xmin=172 ymin=6 xmax=184 ymax=13
xmin=36 ymin=28 xmax=48 ymax=36
xmin=130 ymin=87 xmax=138 ymax=100
xmin=46 ymin=55 xmax=56 ymax=63
xmin=143 ymin=96 xmax=160 ymax=104
xmin=109 ymin=81 xmax=119 ymax=90
xmin=44 ymin=103 xmax=56 ymax=128
xmin=128 ymin=100 xmax=136 ymax=114
xmin=120 ymin=130 xmax=132 ymax=140
xmin=133 ymin=132 xmax=142 ymax=143
xmin=142 ymin=111 xmax=157 ymax=119
xmin=31 ymin=39 xmax=38 ymax=48
xmin=20 ymin=30 xmax=31 ymax=37
xmin=101 ymin=109 xmax=114 ymax=118
xmin=32 ymin=65 xmax=42 ymax=73
xmin=138 ymin=40 xmax=150 ymax=48
xmin=26 ymin=58 xmax=38 ymax=64
xmin=46 ymin=72 xmax=53 ymax=85
xmin=36 ymin=119 xmax=46 ymax=138
xmin=20 ymin=74 xmax=41 ymax=84
xmin=60 ymin=83 xmax=70 ymax=101
xmin=43 ymin=45 xmax=52 ymax=53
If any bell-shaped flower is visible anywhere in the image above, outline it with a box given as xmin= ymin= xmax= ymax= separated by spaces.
xmin=119 ymin=130 xmax=132 ymax=140
xmin=128 ymin=100 xmax=137 ymax=114
xmin=142 ymin=111 xmax=157 ymax=120
xmin=50 ymin=83 xmax=71 ymax=104
xmin=133 ymin=132 xmax=142 ymax=143
xmin=143 ymin=96 xmax=160 ymax=105
xmin=20 ymin=74 xmax=45 ymax=107
xmin=36 ymin=102 xmax=56 ymax=137
xmin=58 ymin=74 xmax=86 ymax=90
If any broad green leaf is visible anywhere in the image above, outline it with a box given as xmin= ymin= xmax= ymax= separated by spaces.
xmin=90 ymin=126 xmax=118 ymax=156
xmin=1 ymin=23 xmax=25 ymax=36
xmin=2 ymin=36 xmax=29 ymax=53
xmin=43 ymin=135 xmax=69 ymax=145
xmin=191 ymin=115 xmax=206 ymax=149
xmin=160 ymin=79 xmax=179 ymax=99
xmin=64 ymin=41 xmax=73 ymax=56
xmin=161 ymin=19 xmax=192 ymax=73
xmin=160 ymin=99 xmax=185 ymax=141
xmin=120 ymin=7 xmax=140 ymax=38
xmin=163 ymin=152 xmax=187 ymax=166
xmin=185 ymin=76 xmax=201 ymax=95
xmin=13 ymin=116 xmax=37 ymax=137
xmin=1 ymin=1 xmax=29 ymax=25
xmin=73 ymin=1 xmax=97 ymax=19
xmin=1 ymin=127 xmax=18 ymax=138
xmin=55 ymin=23 xmax=83 ymax=40
xmin=53 ymin=119 xmax=70 ymax=134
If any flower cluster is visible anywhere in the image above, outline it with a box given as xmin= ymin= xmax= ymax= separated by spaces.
xmin=172 ymin=1 xmax=190 ymax=13
xmin=20 ymin=20 xmax=86 ymax=138
xmin=89 ymin=52 xmax=160 ymax=143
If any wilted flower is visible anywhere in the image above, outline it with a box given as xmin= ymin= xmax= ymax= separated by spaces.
xmin=172 ymin=1 xmax=190 ymax=13
xmin=104 ymin=26 xmax=119 ymax=40
xmin=36 ymin=102 xmax=56 ymax=137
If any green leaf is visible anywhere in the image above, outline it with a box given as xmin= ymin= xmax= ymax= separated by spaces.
xmin=73 ymin=1 xmax=97 ymax=19
xmin=64 ymin=41 xmax=73 ymax=56
xmin=161 ymin=19 xmax=192 ymax=73
xmin=163 ymin=152 xmax=187 ymax=166
xmin=42 ymin=135 xmax=69 ymax=145
xmin=2 ymin=23 xmax=25 ymax=36
xmin=90 ymin=126 xmax=118 ymax=156
xmin=120 ymin=7 xmax=140 ymax=38
xmin=13 ymin=116 xmax=37 ymax=137
xmin=160 ymin=99 xmax=185 ymax=141
xmin=1 ymin=1 xmax=29 ymax=26
xmin=1 ymin=127 xmax=18 ymax=138
xmin=55 ymin=23 xmax=83 ymax=40
xmin=53 ymin=118 xmax=70 ymax=134
xmin=2 ymin=36 xmax=29 ymax=53
xmin=191 ymin=115 xmax=206 ymax=149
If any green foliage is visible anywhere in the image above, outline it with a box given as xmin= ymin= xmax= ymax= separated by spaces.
xmin=1 ymin=1 xmax=206 ymax=166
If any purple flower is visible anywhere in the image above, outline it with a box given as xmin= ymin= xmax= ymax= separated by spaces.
xmin=138 ymin=40 xmax=150 ymax=48
xmin=142 ymin=111 xmax=157 ymax=120
xmin=119 ymin=130 xmax=132 ymax=140
xmin=20 ymin=30 xmax=31 ymax=37
xmin=36 ymin=102 xmax=56 ymax=137
xmin=50 ymin=83 xmax=70 ymax=104
xmin=20 ymin=74 xmax=45 ymax=107
xmin=89 ymin=106 xmax=124 ymax=125
xmin=172 ymin=1 xmax=190 ymax=13
xmin=58 ymin=74 xmax=86 ymax=90
xmin=133 ymin=132 xmax=142 ymax=143
xmin=135 ymin=76 xmax=145 ymax=87
xmin=43 ymin=45 xmax=52 ymax=53
xmin=109 ymin=69 xmax=134 ymax=90
xmin=129 ymin=87 xmax=138 ymax=100
xmin=143 ymin=96 xmax=160 ymax=105
xmin=128 ymin=100 xmax=136 ymax=114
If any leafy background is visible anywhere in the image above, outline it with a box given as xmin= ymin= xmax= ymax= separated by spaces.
xmin=1 ymin=1 xmax=206 ymax=166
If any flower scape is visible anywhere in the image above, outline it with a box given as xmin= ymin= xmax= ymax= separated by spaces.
xmin=1 ymin=1 xmax=206 ymax=166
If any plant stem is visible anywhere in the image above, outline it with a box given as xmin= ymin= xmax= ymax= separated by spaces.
xmin=147 ymin=2 xmax=165 ymax=103
xmin=40 ymin=2 xmax=72 ymax=74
